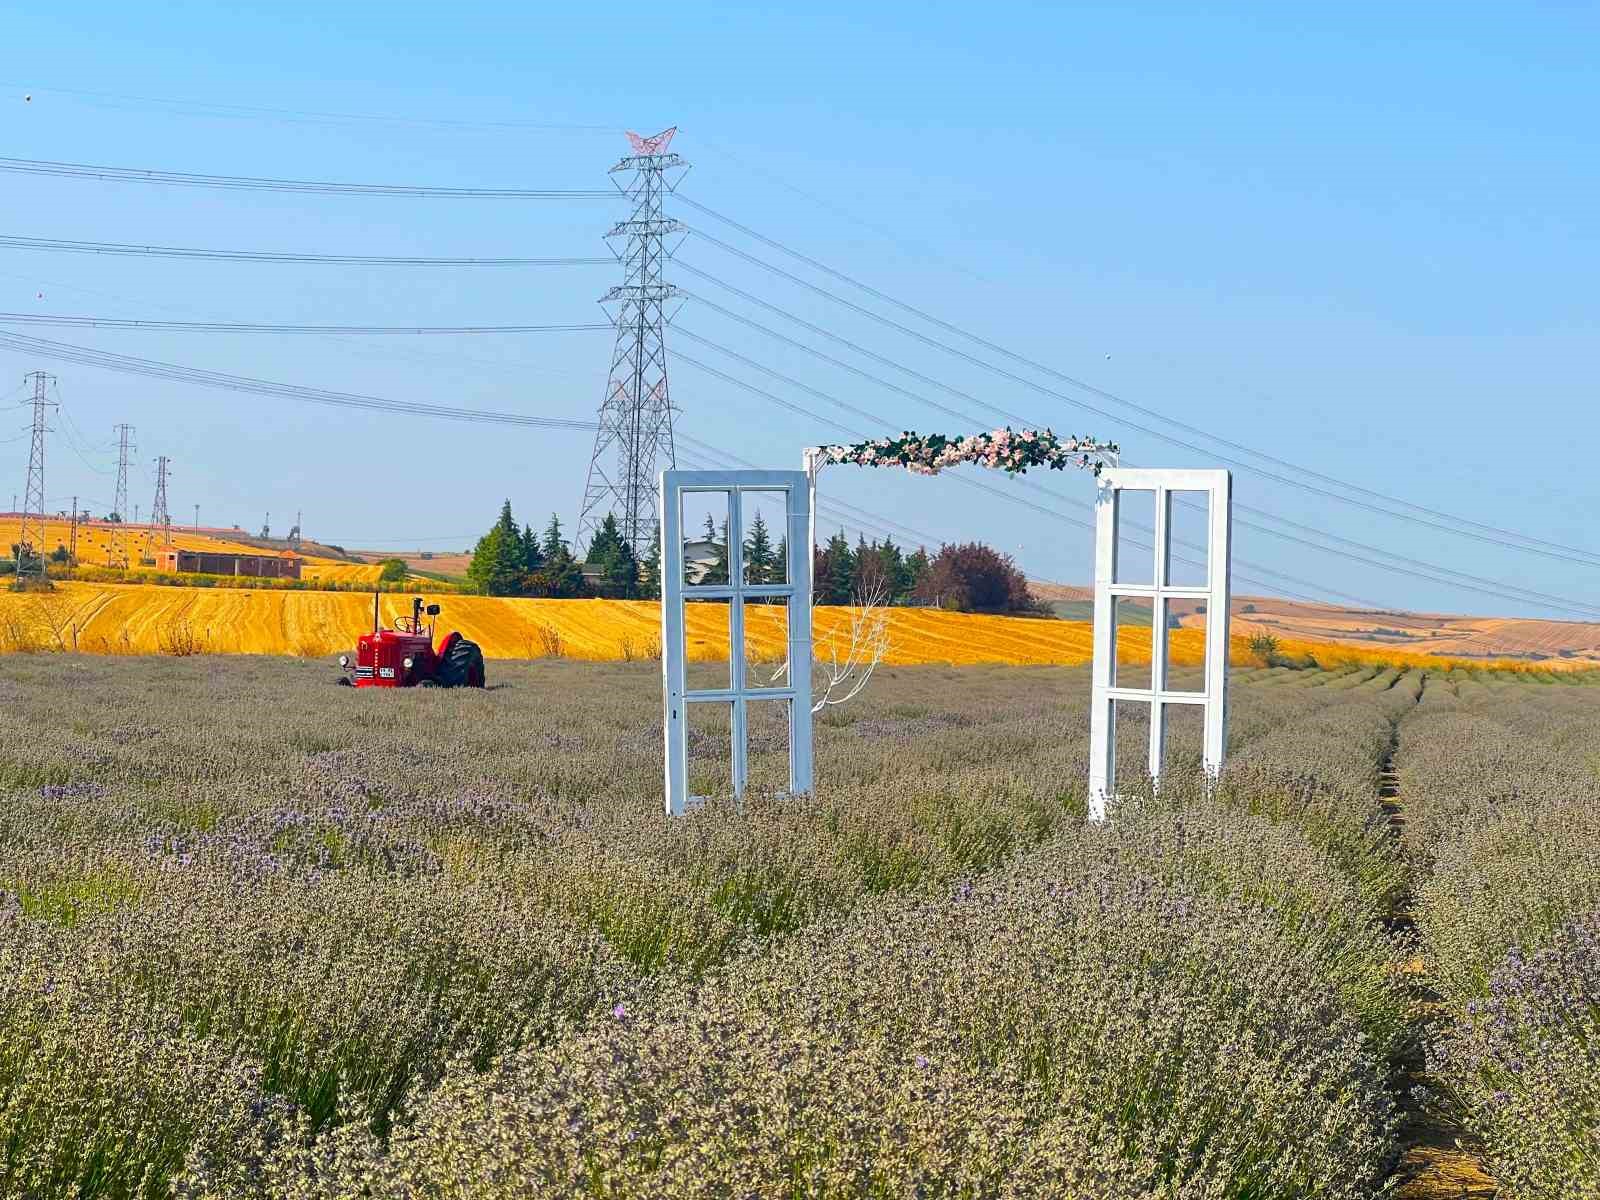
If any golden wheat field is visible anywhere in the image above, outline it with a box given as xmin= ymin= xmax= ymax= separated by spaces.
xmin=0 ymin=582 xmax=1209 ymax=666
xmin=299 ymin=561 xmax=386 ymax=584
xmin=0 ymin=580 xmax=1577 ymax=673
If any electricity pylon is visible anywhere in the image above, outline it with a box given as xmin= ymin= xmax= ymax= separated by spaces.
xmin=576 ymin=127 xmax=685 ymax=559
xmin=15 ymin=372 xmax=56 ymax=580
xmin=109 ymin=423 xmax=135 ymax=568
xmin=151 ymin=455 xmax=172 ymax=547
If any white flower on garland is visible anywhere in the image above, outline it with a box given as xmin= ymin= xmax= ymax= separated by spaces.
xmin=825 ymin=428 xmax=1119 ymax=477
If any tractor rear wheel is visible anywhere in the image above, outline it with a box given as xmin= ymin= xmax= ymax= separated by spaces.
xmin=436 ymin=636 xmax=485 ymax=688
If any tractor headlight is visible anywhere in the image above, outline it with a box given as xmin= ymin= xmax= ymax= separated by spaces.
xmin=402 ymin=656 xmax=414 ymax=670
xmin=338 ymin=654 xmax=349 ymax=668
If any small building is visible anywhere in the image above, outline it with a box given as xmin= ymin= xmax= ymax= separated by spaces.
xmin=155 ymin=549 xmax=302 ymax=579
xmin=682 ymin=537 xmax=721 ymax=584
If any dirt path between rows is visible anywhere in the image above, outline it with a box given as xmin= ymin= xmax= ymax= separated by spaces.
xmin=1380 ymin=683 xmax=1498 ymax=1199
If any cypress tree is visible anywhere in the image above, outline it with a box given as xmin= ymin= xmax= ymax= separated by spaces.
xmin=877 ymin=536 xmax=908 ymax=600
xmin=527 ymin=512 xmax=586 ymax=598
xmin=905 ymin=546 xmax=932 ymax=600
xmin=743 ymin=509 xmax=778 ymax=584
xmin=821 ymin=530 xmax=854 ymax=605
xmin=541 ymin=514 xmax=568 ymax=561
xmin=639 ymin=521 xmax=662 ymax=600
xmin=700 ymin=514 xmax=730 ymax=586
xmin=587 ymin=514 xmax=639 ymax=598
xmin=521 ymin=522 xmax=544 ymax=574
xmin=467 ymin=499 xmax=527 ymax=596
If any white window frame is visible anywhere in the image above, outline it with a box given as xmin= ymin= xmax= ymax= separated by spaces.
xmin=1088 ymin=467 xmax=1233 ymax=820
xmin=660 ymin=469 xmax=814 ymax=816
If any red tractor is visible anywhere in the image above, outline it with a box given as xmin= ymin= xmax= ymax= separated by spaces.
xmin=337 ymin=594 xmax=485 ymax=689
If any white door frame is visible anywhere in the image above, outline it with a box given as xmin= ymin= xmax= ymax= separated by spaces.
xmin=1088 ymin=467 xmax=1232 ymax=820
xmin=660 ymin=468 xmax=814 ymax=816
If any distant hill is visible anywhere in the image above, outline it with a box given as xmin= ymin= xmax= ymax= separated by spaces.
xmin=350 ymin=549 xmax=473 ymax=580
xmin=1029 ymin=581 xmax=1600 ymax=665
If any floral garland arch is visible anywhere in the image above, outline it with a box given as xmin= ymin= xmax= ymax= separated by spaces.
xmin=823 ymin=428 xmax=1119 ymax=477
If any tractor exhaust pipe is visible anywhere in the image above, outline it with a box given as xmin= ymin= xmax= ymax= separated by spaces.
xmin=373 ymin=590 xmax=380 ymax=634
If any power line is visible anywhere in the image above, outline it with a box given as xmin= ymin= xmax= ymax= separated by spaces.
xmin=669 ymin=329 xmax=1600 ymax=619
xmin=51 ymin=381 xmax=115 ymax=476
xmin=0 ymin=269 xmax=597 ymax=389
xmin=0 ymin=325 xmax=1018 ymax=584
xmin=677 ymin=205 xmax=1600 ymax=567
xmin=0 ymin=235 xmax=613 ymax=267
xmin=3 ymin=81 xmax=626 ymax=133
xmin=0 ymin=155 xmax=619 ymax=198
xmin=0 ymin=333 xmax=599 ymax=430
xmin=675 ymin=275 xmax=1600 ymax=604
xmin=10 ymin=312 xmax=1569 ymax=610
xmin=675 ymin=305 xmax=1595 ymax=609
xmin=670 ymin=354 xmax=1382 ymax=606
xmin=0 ymin=314 xmax=611 ymax=335
xmin=677 ymin=433 xmax=1338 ymax=607
xmin=9 ymin=325 xmax=1587 ymax=617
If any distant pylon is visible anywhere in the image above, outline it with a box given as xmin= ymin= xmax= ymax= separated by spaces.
xmin=109 ymin=424 xmax=135 ymax=567
xmin=15 ymin=371 xmax=56 ymax=580
xmin=576 ymin=127 xmax=685 ymax=559
xmin=151 ymin=455 xmax=172 ymax=547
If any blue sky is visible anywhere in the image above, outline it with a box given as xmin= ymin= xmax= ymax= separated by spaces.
xmin=0 ymin=2 xmax=1594 ymax=617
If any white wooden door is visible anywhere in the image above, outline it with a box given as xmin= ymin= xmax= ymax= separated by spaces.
xmin=1088 ymin=468 xmax=1233 ymax=820
xmin=660 ymin=469 xmax=813 ymax=816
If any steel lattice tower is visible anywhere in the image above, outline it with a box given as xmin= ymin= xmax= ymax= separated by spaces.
xmin=151 ymin=455 xmax=172 ymax=546
xmin=110 ymin=423 xmax=135 ymax=568
xmin=576 ymin=127 xmax=686 ymax=558
xmin=15 ymin=371 xmax=55 ymax=579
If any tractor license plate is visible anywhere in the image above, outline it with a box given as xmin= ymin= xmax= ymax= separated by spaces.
xmin=379 ymin=667 xmax=395 ymax=679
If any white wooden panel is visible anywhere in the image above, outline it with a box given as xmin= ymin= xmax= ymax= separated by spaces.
xmin=660 ymin=471 xmax=689 ymax=815
xmin=1091 ymin=467 xmax=1232 ymax=820
xmin=1204 ymin=470 xmax=1233 ymax=774
xmin=1087 ymin=480 xmax=1118 ymax=818
xmin=661 ymin=468 xmax=812 ymax=815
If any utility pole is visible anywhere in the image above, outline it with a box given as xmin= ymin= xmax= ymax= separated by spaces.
xmin=15 ymin=371 xmax=57 ymax=582
xmin=151 ymin=455 xmax=172 ymax=547
xmin=110 ymin=424 xmax=134 ymax=568
xmin=576 ymin=127 xmax=685 ymax=560
xmin=69 ymin=494 xmax=78 ymax=565
xmin=193 ymin=503 xmax=199 ymax=528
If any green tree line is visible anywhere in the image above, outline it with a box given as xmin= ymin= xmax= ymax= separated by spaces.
xmin=467 ymin=502 xmax=1040 ymax=613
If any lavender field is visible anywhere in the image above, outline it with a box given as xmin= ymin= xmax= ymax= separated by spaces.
xmin=1 ymin=655 xmax=1596 ymax=1198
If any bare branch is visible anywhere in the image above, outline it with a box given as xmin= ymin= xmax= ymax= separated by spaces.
xmin=812 ymin=578 xmax=890 ymax=713
xmin=27 ymin=591 xmax=81 ymax=652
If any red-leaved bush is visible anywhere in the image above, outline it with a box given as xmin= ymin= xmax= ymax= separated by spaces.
xmin=913 ymin=542 xmax=1040 ymax=614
